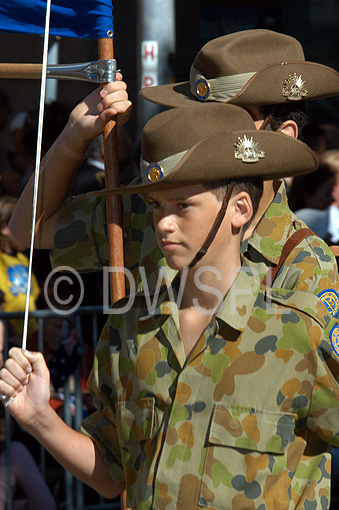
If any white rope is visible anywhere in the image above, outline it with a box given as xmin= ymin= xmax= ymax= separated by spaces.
xmin=22 ymin=0 xmax=52 ymax=350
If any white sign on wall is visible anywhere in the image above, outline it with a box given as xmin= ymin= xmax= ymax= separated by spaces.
xmin=141 ymin=40 xmax=158 ymax=88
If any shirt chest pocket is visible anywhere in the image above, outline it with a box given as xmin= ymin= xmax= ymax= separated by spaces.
xmin=200 ymin=404 xmax=296 ymax=510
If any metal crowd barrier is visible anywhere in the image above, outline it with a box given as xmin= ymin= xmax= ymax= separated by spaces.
xmin=0 ymin=306 xmax=121 ymax=510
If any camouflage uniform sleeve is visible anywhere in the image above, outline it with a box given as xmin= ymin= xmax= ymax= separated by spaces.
xmin=50 ymin=194 xmax=109 ymax=272
xmin=307 ymin=318 xmax=339 ymax=446
xmin=80 ymin=321 xmax=125 ymax=485
xmin=274 ymin=288 xmax=339 ymax=446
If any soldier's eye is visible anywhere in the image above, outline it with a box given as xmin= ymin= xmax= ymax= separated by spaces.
xmin=150 ymin=200 xmax=161 ymax=209
xmin=178 ymin=203 xmax=190 ymax=210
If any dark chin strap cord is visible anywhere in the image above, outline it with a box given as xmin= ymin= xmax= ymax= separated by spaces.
xmin=188 ymin=181 xmax=236 ymax=269
xmin=259 ymin=114 xmax=272 ymax=131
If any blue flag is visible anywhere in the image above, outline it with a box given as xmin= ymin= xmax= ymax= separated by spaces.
xmin=0 ymin=0 xmax=114 ymax=39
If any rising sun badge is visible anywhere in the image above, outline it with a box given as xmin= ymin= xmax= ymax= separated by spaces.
xmin=234 ymin=135 xmax=265 ymax=163
xmin=282 ymin=73 xmax=308 ymax=101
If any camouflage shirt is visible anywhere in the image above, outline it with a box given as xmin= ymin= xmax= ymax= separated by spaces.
xmin=51 ymin=181 xmax=339 ymax=297
xmin=81 ymin=268 xmax=339 ymax=510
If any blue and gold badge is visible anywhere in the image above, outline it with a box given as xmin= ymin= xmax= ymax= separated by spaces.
xmin=330 ymin=324 xmax=339 ymax=357
xmin=146 ymin=163 xmax=164 ymax=183
xmin=195 ymin=78 xmax=211 ymax=101
xmin=318 ymin=289 xmax=339 ymax=318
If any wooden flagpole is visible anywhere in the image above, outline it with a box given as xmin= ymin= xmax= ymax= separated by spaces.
xmin=98 ymin=37 xmax=126 ymax=303
xmin=0 ymin=63 xmax=43 ymax=78
xmin=98 ymin=37 xmax=128 ymax=510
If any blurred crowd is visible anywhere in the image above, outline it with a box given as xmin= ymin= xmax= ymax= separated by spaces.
xmin=287 ymin=122 xmax=339 ymax=247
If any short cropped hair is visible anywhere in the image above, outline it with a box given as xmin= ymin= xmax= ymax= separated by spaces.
xmin=259 ymin=102 xmax=308 ymax=139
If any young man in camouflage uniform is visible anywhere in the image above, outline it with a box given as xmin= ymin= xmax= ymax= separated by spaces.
xmin=9 ymin=29 xmax=339 ymax=311
xmin=2 ymin=104 xmax=339 ymax=510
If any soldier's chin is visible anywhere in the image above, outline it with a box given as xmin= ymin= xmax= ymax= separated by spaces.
xmin=164 ymin=256 xmax=185 ymax=272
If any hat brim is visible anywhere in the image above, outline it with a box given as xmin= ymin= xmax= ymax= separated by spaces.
xmin=139 ymin=61 xmax=339 ymax=108
xmin=88 ymin=130 xmax=318 ymax=197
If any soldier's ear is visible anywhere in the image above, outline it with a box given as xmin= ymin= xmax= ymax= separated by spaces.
xmin=277 ymin=120 xmax=298 ymax=139
xmin=231 ymin=192 xmax=252 ymax=230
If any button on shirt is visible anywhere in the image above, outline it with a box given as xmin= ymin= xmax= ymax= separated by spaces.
xmin=81 ymin=268 xmax=339 ymax=510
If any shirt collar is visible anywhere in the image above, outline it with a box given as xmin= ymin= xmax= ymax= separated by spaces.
xmin=215 ymin=260 xmax=261 ymax=332
xmin=138 ymin=275 xmax=181 ymax=322
xmin=139 ymin=263 xmax=260 ymax=334
xmin=243 ymin=180 xmax=294 ymax=264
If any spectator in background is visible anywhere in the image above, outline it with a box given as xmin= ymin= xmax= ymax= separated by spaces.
xmin=70 ymin=135 xmax=105 ymax=195
xmin=0 ymin=405 xmax=57 ymax=510
xmin=71 ymin=125 xmax=138 ymax=195
xmin=7 ymin=112 xmax=34 ymax=179
xmin=18 ymin=101 xmax=71 ymax=197
xmin=0 ymin=89 xmax=24 ymax=198
xmin=288 ymin=162 xmax=335 ymax=212
xmin=320 ymin=123 xmax=339 ymax=151
xmin=321 ymin=149 xmax=339 ymax=184
xmin=301 ymin=122 xmax=327 ymax=159
xmin=28 ymin=283 xmax=94 ymax=418
xmin=283 ymin=122 xmax=328 ymax=197
xmin=15 ymin=102 xmax=72 ymax=289
xmin=0 ymin=196 xmax=40 ymax=347
xmin=318 ymin=149 xmax=339 ymax=246
xmin=291 ymin=161 xmax=339 ymax=245
xmin=28 ymin=298 xmax=66 ymax=365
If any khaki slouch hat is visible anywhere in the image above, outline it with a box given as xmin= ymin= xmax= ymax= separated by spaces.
xmin=89 ymin=103 xmax=318 ymax=197
xmin=140 ymin=29 xmax=339 ymax=108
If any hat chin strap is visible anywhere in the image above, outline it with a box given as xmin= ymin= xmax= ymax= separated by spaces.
xmin=188 ymin=181 xmax=236 ymax=269
xmin=259 ymin=114 xmax=272 ymax=131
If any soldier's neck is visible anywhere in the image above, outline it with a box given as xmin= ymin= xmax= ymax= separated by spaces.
xmin=243 ymin=179 xmax=278 ymax=239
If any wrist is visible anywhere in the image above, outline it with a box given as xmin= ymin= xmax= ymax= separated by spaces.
xmin=25 ymin=401 xmax=57 ymax=438
xmin=58 ymin=122 xmax=91 ymax=161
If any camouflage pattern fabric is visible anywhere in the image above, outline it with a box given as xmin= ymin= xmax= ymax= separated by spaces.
xmin=81 ymin=268 xmax=339 ymax=509
xmin=50 ymin=181 xmax=339 ymax=299
xmin=51 ymin=189 xmax=172 ymax=292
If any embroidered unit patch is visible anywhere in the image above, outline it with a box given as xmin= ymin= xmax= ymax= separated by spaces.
xmin=318 ymin=289 xmax=339 ymax=318
xmin=330 ymin=324 xmax=339 ymax=357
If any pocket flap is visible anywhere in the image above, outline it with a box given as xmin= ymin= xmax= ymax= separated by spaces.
xmin=116 ymin=397 xmax=156 ymax=443
xmin=209 ymin=404 xmax=295 ymax=453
